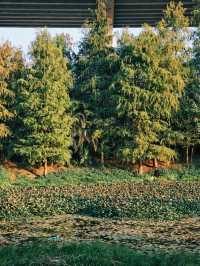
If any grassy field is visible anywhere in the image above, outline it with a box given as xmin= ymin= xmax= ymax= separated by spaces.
xmin=2 ymin=165 xmax=200 ymax=188
xmin=1 ymin=166 xmax=200 ymax=265
xmin=1 ymin=178 xmax=200 ymax=220
xmin=0 ymin=166 xmax=140 ymax=187
xmin=1 ymin=241 xmax=200 ymax=266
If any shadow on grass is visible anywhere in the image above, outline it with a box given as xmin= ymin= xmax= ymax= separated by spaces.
xmin=0 ymin=240 xmax=200 ymax=266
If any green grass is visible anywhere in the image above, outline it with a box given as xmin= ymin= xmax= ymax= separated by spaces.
xmin=0 ymin=167 xmax=141 ymax=187
xmin=0 ymin=241 xmax=200 ymax=266
xmin=1 ymin=166 xmax=200 ymax=265
xmin=1 ymin=165 xmax=200 ymax=188
xmin=1 ymin=165 xmax=200 ymax=220
xmin=0 ymin=166 xmax=12 ymax=188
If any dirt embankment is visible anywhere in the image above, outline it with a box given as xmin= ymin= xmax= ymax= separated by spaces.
xmin=2 ymin=160 xmax=66 ymax=180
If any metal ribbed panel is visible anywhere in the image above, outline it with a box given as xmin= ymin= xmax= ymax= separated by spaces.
xmin=0 ymin=0 xmax=194 ymax=28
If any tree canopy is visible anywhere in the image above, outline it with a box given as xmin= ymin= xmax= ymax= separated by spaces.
xmin=0 ymin=42 xmax=23 ymax=153
xmin=0 ymin=1 xmax=199 ymax=174
xmin=110 ymin=2 xmax=189 ymax=172
xmin=13 ymin=30 xmax=73 ymax=175
xmin=72 ymin=1 xmax=118 ymax=165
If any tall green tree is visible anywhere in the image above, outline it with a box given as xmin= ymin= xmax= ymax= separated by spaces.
xmin=112 ymin=2 xmax=189 ymax=173
xmin=14 ymin=30 xmax=73 ymax=175
xmin=175 ymin=0 xmax=200 ymax=163
xmin=53 ymin=33 xmax=75 ymax=63
xmin=175 ymin=67 xmax=200 ymax=164
xmin=72 ymin=1 xmax=118 ymax=165
xmin=0 ymin=42 xmax=23 ymax=156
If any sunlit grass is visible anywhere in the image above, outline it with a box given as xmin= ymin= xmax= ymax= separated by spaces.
xmin=1 ymin=165 xmax=200 ymax=188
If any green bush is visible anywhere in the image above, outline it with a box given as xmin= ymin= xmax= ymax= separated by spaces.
xmin=145 ymin=166 xmax=200 ymax=181
xmin=1 ymin=181 xmax=200 ymax=220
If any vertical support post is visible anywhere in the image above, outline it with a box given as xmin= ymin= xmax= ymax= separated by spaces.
xmin=97 ymin=0 xmax=115 ymax=44
xmin=106 ymin=0 xmax=115 ymax=36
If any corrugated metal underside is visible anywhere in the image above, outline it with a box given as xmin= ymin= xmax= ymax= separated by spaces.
xmin=0 ymin=0 xmax=194 ymax=28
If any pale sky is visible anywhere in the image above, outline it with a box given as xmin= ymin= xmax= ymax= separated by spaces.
xmin=0 ymin=27 xmax=143 ymax=55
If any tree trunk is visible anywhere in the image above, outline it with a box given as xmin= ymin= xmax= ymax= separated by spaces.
xmin=138 ymin=160 xmax=143 ymax=175
xmin=153 ymin=158 xmax=158 ymax=168
xmin=44 ymin=160 xmax=48 ymax=176
xmin=100 ymin=142 xmax=104 ymax=166
xmin=186 ymin=146 xmax=189 ymax=165
xmin=0 ymin=151 xmax=3 ymax=163
xmin=190 ymin=146 xmax=194 ymax=164
xmin=101 ymin=151 xmax=104 ymax=166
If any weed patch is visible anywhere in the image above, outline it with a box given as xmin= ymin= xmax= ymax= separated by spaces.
xmin=0 ymin=181 xmax=200 ymax=220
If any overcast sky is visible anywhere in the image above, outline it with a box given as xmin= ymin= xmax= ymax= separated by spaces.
xmin=0 ymin=27 xmax=143 ymax=55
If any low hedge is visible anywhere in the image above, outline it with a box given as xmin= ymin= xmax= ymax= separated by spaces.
xmin=0 ymin=181 xmax=200 ymax=220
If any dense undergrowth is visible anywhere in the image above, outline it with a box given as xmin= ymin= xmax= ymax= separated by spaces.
xmin=1 ymin=241 xmax=200 ymax=266
xmin=1 ymin=179 xmax=200 ymax=220
xmin=1 ymin=166 xmax=200 ymax=220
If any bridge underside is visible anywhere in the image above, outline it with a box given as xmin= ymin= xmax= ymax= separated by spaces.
xmin=0 ymin=0 xmax=194 ymax=28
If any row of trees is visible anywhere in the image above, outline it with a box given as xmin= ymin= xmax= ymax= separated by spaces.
xmin=0 ymin=1 xmax=200 ymax=174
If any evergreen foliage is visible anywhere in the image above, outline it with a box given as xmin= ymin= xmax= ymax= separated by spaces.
xmin=13 ymin=30 xmax=73 ymax=175
xmin=175 ymin=1 xmax=200 ymax=163
xmin=0 ymin=1 xmax=199 ymax=173
xmin=72 ymin=1 xmax=118 ymax=165
xmin=53 ymin=33 xmax=75 ymax=64
xmin=110 ymin=2 xmax=189 ymax=173
xmin=175 ymin=69 xmax=200 ymax=164
xmin=0 ymin=42 xmax=23 ymax=150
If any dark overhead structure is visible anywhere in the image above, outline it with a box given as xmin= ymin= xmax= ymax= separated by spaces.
xmin=0 ymin=0 xmax=195 ymax=28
